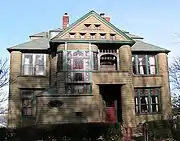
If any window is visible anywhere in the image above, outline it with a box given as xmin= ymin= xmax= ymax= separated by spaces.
xmin=65 ymin=50 xmax=92 ymax=94
xmin=100 ymin=33 xmax=106 ymax=39
xmin=93 ymin=52 xmax=98 ymax=70
xmin=84 ymin=24 xmax=91 ymax=29
xmin=110 ymin=33 xmax=116 ymax=40
xmin=57 ymin=51 xmax=63 ymax=71
xmin=80 ymin=33 xmax=86 ymax=39
xmin=90 ymin=33 xmax=96 ymax=39
xmin=134 ymin=88 xmax=161 ymax=114
xmin=100 ymin=54 xmax=117 ymax=71
xmin=69 ymin=33 xmax=75 ymax=38
xmin=132 ymin=55 xmax=157 ymax=75
xmin=48 ymin=100 xmax=63 ymax=108
xmin=94 ymin=24 xmax=101 ymax=30
xmin=65 ymin=84 xmax=91 ymax=94
xmin=21 ymin=90 xmax=33 ymax=116
xmin=22 ymin=54 xmax=46 ymax=76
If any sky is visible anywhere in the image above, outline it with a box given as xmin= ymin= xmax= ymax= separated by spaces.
xmin=0 ymin=0 xmax=180 ymax=62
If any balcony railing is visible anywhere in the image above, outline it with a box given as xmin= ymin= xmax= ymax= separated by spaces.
xmin=22 ymin=64 xmax=45 ymax=76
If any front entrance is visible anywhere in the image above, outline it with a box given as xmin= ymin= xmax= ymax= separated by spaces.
xmin=99 ymin=84 xmax=122 ymax=123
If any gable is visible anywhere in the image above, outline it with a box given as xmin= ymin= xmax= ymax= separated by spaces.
xmin=51 ymin=11 xmax=134 ymax=43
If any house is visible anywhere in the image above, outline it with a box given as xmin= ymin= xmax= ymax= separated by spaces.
xmin=7 ymin=10 xmax=172 ymax=130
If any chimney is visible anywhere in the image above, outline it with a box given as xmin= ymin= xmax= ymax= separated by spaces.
xmin=62 ymin=13 xmax=69 ymax=30
xmin=105 ymin=16 xmax=110 ymax=22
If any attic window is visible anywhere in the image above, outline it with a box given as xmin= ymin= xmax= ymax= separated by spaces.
xmin=80 ymin=33 xmax=86 ymax=39
xmin=94 ymin=24 xmax=101 ymax=29
xmin=90 ymin=33 xmax=96 ymax=39
xmin=48 ymin=100 xmax=63 ymax=108
xmin=84 ymin=24 xmax=91 ymax=29
xmin=110 ymin=33 xmax=116 ymax=40
xmin=100 ymin=33 xmax=106 ymax=39
xmin=69 ymin=33 xmax=76 ymax=38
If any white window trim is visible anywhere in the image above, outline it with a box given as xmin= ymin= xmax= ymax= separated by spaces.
xmin=22 ymin=53 xmax=46 ymax=76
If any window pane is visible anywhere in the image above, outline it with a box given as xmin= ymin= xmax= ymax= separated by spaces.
xmin=22 ymin=107 xmax=32 ymax=116
xmin=140 ymin=96 xmax=148 ymax=113
xmin=93 ymin=52 xmax=98 ymax=70
xmin=148 ymin=56 xmax=156 ymax=74
xmin=84 ymin=59 xmax=90 ymax=70
xmin=152 ymin=104 xmax=159 ymax=112
xmin=73 ymin=51 xmax=84 ymax=56
xmin=151 ymin=96 xmax=159 ymax=104
xmin=132 ymin=56 xmax=136 ymax=74
xmin=23 ymin=54 xmax=33 ymax=75
xmin=22 ymin=99 xmax=31 ymax=107
xmin=57 ymin=52 xmax=63 ymax=71
xmin=65 ymin=84 xmax=90 ymax=94
xmin=138 ymin=55 xmax=147 ymax=74
xmin=73 ymin=58 xmax=83 ymax=69
xmin=74 ymin=73 xmax=83 ymax=81
xmin=35 ymin=55 xmax=45 ymax=75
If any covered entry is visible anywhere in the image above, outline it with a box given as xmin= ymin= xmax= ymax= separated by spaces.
xmin=99 ymin=84 xmax=122 ymax=123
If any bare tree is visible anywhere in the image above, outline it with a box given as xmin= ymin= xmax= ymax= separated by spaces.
xmin=169 ymin=57 xmax=180 ymax=113
xmin=0 ymin=58 xmax=9 ymax=103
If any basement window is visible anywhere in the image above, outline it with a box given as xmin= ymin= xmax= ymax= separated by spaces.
xmin=48 ymin=100 xmax=63 ymax=108
xmin=75 ymin=112 xmax=84 ymax=117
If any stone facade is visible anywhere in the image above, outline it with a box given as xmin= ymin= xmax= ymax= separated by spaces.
xmin=7 ymin=11 xmax=172 ymax=130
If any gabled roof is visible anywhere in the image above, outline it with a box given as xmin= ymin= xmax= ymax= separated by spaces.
xmin=51 ymin=10 xmax=134 ymax=44
xmin=7 ymin=38 xmax=49 ymax=51
xmin=132 ymin=40 xmax=170 ymax=53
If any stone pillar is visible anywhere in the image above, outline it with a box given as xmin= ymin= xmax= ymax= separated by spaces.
xmin=119 ymin=45 xmax=136 ymax=128
xmin=157 ymin=53 xmax=172 ymax=119
xmin=8 ymin=51 xmax=22 ymax=128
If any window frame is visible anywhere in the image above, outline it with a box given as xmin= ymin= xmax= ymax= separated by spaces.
xmin=132 ymin=54 xmax=158 ymax=75
xmin=22 ymin=53 xmax=46 ymax=76
xmin=134 ymin=88 xmax=161 ymax=115
xmin=21 ymin=90 xmax=34 ymax=117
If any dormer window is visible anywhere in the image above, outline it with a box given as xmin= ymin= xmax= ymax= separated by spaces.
xmin=94 ymin=24 xmax=101 ymax=30
xmin=100 ymin=33 xmax=106 ymax=39
xmin=110 ymin=33 xmax=116 ymax=40
xmin=84 ymin=24 xmax=91 ymax=29
xmin=80 ymin=33 xmax=86 ymax=39
xmin=90 ymin=33 xmax=96 ymax=39
xmin=69 ymin=33 xmax=76 ymax=38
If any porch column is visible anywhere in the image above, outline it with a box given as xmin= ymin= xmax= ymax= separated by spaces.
xmin=119 ymin=45 xmax=136 ymax=127
xmin=157 ymin=53 xmax=172 ymax=119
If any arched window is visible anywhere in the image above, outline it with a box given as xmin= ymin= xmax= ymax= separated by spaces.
xmin=100 ymin=54 xmax=117 ymax=71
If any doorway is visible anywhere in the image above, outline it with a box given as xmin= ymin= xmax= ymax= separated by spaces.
xmin=99 ymin=84 xmax=122 ymax=123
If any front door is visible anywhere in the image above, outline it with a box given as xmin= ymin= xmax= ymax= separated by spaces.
xmin=105 ymin=100 xmax=117 ymax=123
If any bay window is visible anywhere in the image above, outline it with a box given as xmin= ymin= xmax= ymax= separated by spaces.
xmin=134 ymin=88 xmax=161 ymax=114
xmin=57 ymin=50 xmax=92 ymax=95
xmin=22 ymin=54 xmax=46 ymax=76
xmin=132 ymin=54 xmax=157 ymax=75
